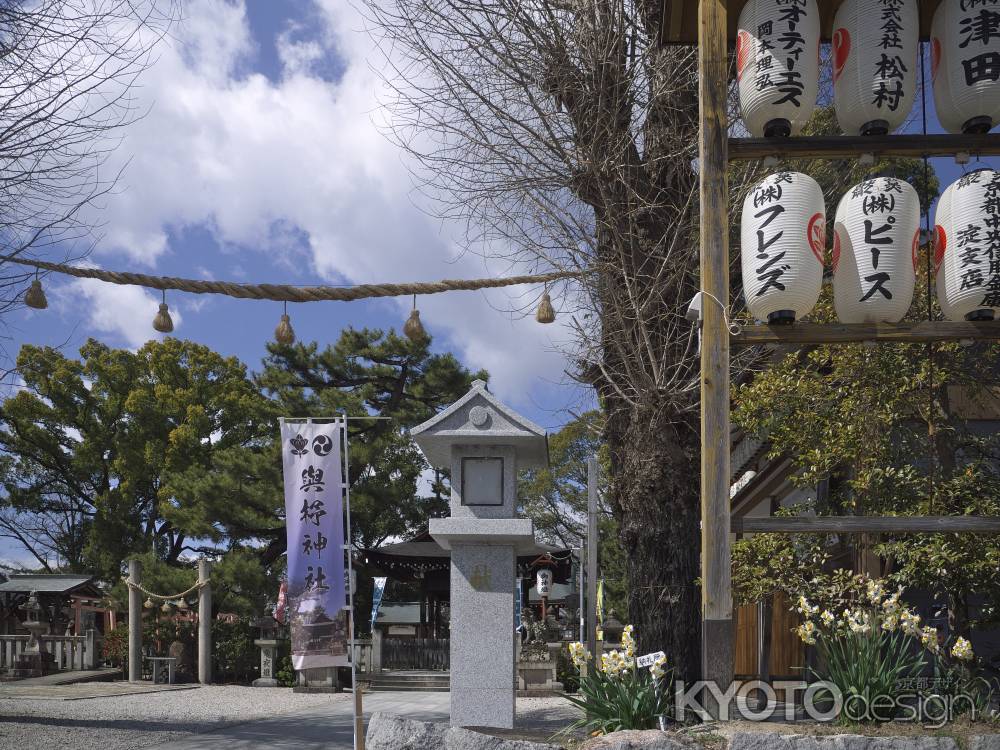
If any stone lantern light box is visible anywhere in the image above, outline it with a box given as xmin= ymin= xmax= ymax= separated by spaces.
xmin=411 ymin=379 xmax=548 ymax=729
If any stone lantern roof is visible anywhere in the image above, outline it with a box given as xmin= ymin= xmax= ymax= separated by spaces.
xmin=410 ymin=380 xmax=548 ymax=469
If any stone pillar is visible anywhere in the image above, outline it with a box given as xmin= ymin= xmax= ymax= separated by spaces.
xmin=253 ymin=639 xmax=279 ymax=687
xmin=198 ymin=558 xmax=212 ymax=684
xmin=128 ymin=559 xmax=142 ymax=682
xmin=451 ymin=543 xmax=517 ymax=727
xmin=371 ymin=628 xmax=383 ymax=674
xmin=85 ymin=629 xmax=96 ymax=670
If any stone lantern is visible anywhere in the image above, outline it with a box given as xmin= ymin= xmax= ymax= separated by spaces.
xmin=412 ymin=379 xmax=547 ymax=729
xmin=253 ymin=615 xmax=284 ymax=687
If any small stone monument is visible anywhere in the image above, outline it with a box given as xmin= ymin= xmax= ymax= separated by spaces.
xmin=412 ymin=380 xmax=547 ymax=729
xmin=253 ymin=616 xmax=283 ymax=687
xmin=516 ymin=609 xmax=562 ymax=695
xmin=11 ymin=591 xmax=56 ymax=678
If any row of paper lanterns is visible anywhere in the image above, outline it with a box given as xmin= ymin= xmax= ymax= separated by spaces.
xmin=737 ymin=0 xmax=1000 ymax=137
xmin=741 ymin=168 xmax=1000 ymax=323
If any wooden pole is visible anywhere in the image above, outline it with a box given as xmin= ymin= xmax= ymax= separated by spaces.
xmin=698 ymin=0 xmax=733 ymax=714
xmin=354 ymin=685 xmax=366 ymax=750
xmin=586 ymin=457 xmax=599 ymax=664
xmin=127 ymin=559 xmax=142 ymax=682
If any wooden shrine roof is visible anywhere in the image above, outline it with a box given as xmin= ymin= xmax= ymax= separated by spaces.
xmin=660 ymin=0 xmax=944 ymax=46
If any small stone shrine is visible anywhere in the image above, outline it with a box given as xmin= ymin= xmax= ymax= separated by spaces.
xmin=412 ymin=380 xmax=548 ymax=729
xmin=11 ymin=591 xmax=56 ymax=678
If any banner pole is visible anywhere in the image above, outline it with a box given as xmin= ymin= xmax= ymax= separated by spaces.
xmin=341 ymin=414 xmax=362 ymax=750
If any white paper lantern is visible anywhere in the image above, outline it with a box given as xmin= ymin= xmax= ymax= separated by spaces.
xmin=833 ymin=177 xmax=920 ymax=323
xmin=737 ymin=0 xmax=820 ymax=137
xmin=932 ymin=0 xmax=1000 ymax=134
xmin=741 ymin=172 xmax=825 ymax=324
xmin=535 ymin=569 xmax=553 ymax=597
xmin=832 ymin=0 xmax=919 ymax=135
xmin=935 ymin=169 xmax=1000 ymax=321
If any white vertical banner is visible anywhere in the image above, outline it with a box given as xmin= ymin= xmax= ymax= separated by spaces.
xmin=281 ymin=418 xmax=349 ymax=670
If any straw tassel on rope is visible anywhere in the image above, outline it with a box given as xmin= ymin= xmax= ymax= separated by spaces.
xmin=153 ymin=290 xmax=174 ymax=333
xmin=404 ymin=294 xmax=428 ymax=342
xmin=275 ymin=301 xmax=295 ymax=345
xmin=536 ymin=287 xmax=555 ymax=324
xmin=24 ymin=271 xmax=47 ymax=310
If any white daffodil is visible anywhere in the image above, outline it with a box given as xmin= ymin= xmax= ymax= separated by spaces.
xmin=568 ymin=642 xmax=591 ymax=669
xmin=795 ymin=620 xmax=818 ymax=645
xmin=649 ymin=654 xmax=668 ymax=680
xmin=866 ymin=579 xmax=885 ymax=604
xmin=920 ymin=626 xmax=940 ymax=654
xmin=622 ymin=624 xmax=637 ymax=659
xmin=952 ymin=636 xmax=974 ymax=662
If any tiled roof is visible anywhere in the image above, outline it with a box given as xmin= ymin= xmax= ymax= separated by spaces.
xmin=0 ymin=574 xmax=98 ymax=594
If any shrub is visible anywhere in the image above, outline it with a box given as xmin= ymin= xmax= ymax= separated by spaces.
xmin=101 ymin=625 xmax=129 ymax=675
xmin=562 ymin=626 xmax=671 ymax=735
xmin=212 ymin=618 xmax=257 ymax=684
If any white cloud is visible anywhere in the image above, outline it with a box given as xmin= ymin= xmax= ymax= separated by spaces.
xmin=54 ymin=278 xmax=182 ymax=349
xmin=75 ymin=0 xmax=574 ymax=407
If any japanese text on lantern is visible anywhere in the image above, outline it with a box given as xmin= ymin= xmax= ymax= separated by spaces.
xmin=873 ymin=0 xmax=908 ymax=111
xmin=755 ymin=1 xmax=809 ymax=107
xmin=752 ymin=173 xmax=793 ymax=296
xmin=958 ymin=2 xmax=1000 ymax=87
xmin=954 ymin=170 xmax=1000 ymax=305
xmin=854 ymin=178 xmax=904 ymax=302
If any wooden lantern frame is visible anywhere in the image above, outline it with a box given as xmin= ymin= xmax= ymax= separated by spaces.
xmin=685 ymin=0 xmax=1000 ymax=706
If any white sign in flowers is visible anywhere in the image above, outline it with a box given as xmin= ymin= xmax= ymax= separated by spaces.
xmin=636 ymin=651 xmax=666 ymax=668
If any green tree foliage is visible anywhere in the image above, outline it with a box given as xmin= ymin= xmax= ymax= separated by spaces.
xmin=257 ymin=328 xmax=486 ymax=554
xmin=1 ymin=329 xmax=483 ymax=624
xmin=734 ymin=277 xmax=1000 ymax=636
xmin=519 ymin=411 xmax=627 ymax=616
xmin=0 ymin=338 xmax=274 ymax=579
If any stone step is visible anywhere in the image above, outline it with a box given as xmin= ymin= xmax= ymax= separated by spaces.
xmin=369 ymin=679 xmax=450 ymax=687
xmin=365 ymin=672 xmax=451 ymax=693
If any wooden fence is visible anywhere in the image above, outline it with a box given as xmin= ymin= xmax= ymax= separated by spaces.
xmin=383 ymin=637 xmax=449 ymax=671
xmin=0 ymin=630 xmax=100 ymax=672
xmin=735 ymin=593 xmax=804 ymax=681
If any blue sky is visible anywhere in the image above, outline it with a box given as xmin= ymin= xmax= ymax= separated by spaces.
xmin=5 ymin=1 xmax=588 ymax=437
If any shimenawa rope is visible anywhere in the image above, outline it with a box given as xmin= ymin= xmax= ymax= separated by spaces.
xmin=122 ymin=577 xmax=206 ymax=600
xmin=2 ymin=254 xmax=582 ymax=303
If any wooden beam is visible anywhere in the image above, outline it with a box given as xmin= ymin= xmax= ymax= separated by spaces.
xmin=732 ymin=321 xmax=1000 ymax=347
xmin=732 ymin=516 xmax=1000 ymax=533
xmin=660 ymin=0 xmax=943 ymax=47
xmin=698 ymin=0 xmax=733 ymax=704
xmin=729 ymin=134 xmax=1000 ymax=162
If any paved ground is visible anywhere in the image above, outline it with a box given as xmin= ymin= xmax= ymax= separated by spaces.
xmin=0 ymin=668 xmax=119 ymax=687
xmin=0 ymin=685 xmax=581 ymax=750
xmin=151 ymin=691 xmax=453 ymax=750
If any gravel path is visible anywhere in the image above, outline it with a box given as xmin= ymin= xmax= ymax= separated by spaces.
xmin=0 ymin=684 xmax=346 ymax=750
xmin=0 ymin=685 xmax=581 ymax=750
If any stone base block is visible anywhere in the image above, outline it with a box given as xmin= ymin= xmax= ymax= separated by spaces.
xmin=452 ymin=687 xmax=515 ymax=729
xmin=366 ymin=711 xmax=561 ymax=750
xmin=252 ymin=677 xmax=279 ymax=687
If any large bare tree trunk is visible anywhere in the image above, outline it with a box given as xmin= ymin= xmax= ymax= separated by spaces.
xmin=606 ymin=396 xmax=701 ymax=680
